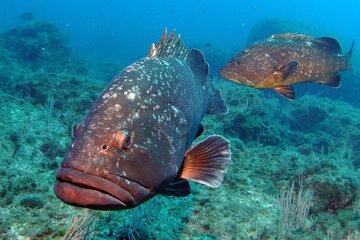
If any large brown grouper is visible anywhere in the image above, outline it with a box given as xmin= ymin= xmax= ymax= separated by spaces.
xmin=54 ymin=30 xmax=231 ymax=210
xmin=221 ymin=33 xmax=354 ymax=100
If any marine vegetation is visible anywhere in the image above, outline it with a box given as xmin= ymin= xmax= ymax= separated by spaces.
xmin=0 ymin=21 xmax=359 ymax=240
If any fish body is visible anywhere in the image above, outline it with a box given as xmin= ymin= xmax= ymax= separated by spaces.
xmin=54 ymin=30 xmax=230 ymax=210
xmin=221 ymin=33 xmax=354 ymax=99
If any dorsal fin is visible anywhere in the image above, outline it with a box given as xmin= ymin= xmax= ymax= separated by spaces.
xmin=270 ymin=33 xmax=313 ymax=41
xmin=270 ymin=33 xmax=342 ymax=54
xmin=314 ymin=37 xmax=342 ymax=54
xmin=186 ymin=49 xmax=209 ymax=80
xmin=148 ymin=28 xmax=188 ymax=59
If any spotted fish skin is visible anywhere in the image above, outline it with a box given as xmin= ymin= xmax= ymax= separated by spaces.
xmin=76 ymin=57 xmax=213 ymax=186
xmin=54 ymin=30 xmax=229 ymax=210
xmin=221 ymin=33 xmax=354 ymax=99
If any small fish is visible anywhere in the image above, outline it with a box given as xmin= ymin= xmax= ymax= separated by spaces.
xmin=221 ymin=33 xmax=355 ymax=100
xmin=54 ymin=29 xmax=231 ymax=210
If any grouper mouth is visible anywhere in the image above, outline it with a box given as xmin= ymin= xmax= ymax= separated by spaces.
xmin=54 ymin=167 xmax=151 ymax=210
xmin=220 ymin=68 xmax=232 ymax=78
xmin=220 ymin=68 xmax=240 ymax=83
xmin=220 ymin=68 xmax=254 ymax=86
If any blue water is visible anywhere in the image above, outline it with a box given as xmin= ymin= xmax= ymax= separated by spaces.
xmin=1 ymin=0 xmax=358 ymax=104
xmin=0 ymin=1 xmax=358 ymax=57
xmin=0 ymin=1 xmax=359 ymax=239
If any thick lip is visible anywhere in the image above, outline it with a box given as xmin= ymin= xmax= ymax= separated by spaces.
xmin=220 ymin=67 xmax=231 ymax=79
xmin=220 ymin=67 xmax=254 ymax=86
xmin=54 ymin=167 xmax=150 ymax=210
xmin=220 ymin=67 xmax=239 ymax=82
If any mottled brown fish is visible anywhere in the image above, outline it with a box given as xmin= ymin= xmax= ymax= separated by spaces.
xmin=221 ymin=33 xmax=354 ymax=100
xmin=54 ymin=30 xmax=231 ymax=210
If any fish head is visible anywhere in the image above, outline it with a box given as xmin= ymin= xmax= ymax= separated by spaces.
xmin=220 ymin=54 xmax=257 ymax=87
xmin=220 ymin=56 xmax=242 ymax=81
xmin=54 ymin=92 xmax=187 ymax=210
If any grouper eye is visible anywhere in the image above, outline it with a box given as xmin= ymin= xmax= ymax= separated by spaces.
xmin=112 ymin=128 xmax=132 ymax=150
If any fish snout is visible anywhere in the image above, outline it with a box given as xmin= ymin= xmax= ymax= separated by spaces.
xmin=220 ymin=66 xmax=239 ymax=82
xmin=220 ymin=67 xmax=233 ymax=79
xmin=54 ymin=167 xmax=151 ymax=210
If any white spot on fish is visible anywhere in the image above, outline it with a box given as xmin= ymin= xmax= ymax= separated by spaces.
xmin=102 ymin=92 xmax=110 ymax=99
xmin=114 ymin=104 xmax=121 ymax=111
xmin=126 ymin=92 xmax=136 ymax=100
xmin=171 ymin=105 xmax=179 ymax=114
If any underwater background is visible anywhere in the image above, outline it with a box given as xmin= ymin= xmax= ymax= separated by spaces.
xmin=0 ymin=0 xmax=359 ymax=239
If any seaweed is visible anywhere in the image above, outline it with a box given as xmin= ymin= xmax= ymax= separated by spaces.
xmin=1 ymin=21 xmax=69 ymax=63
xmin=15 ymin=193 xmax=46 ymax=209
xmin=9 ymin=132 xmax=21 ymax=157
xmin=39 ymin=139 xmax=66 ymax=160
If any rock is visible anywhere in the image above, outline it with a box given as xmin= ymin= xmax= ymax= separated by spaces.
xmin=309 ymin=173 xmax=358 ymax=211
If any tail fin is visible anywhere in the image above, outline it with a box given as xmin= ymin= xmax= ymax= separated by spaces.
xmin=344 ymin=40 xmax=355 ymax=74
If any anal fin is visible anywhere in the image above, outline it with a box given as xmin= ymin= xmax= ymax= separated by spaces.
xmin=316 ymin=74 xmax=341 ymax=88
xmin=160 ymin=179 xmax=190 ymax=197
xmin=274 ymin=86 xmax=295 ymax=100
xmin=180 ymin=135 xmax=231 ymax=188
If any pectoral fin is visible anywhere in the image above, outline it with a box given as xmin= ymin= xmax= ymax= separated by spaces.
xmin=316 ymin=74 xmax=341 ymax=88
xmin=160 ymin=179 xmax=190 ymax=197
xmin=180 ymin=135 xmax=231 ymax=188
xmin=273 ymin=60 xmax=299 ymax=81
xmin=274 ymin=86 xmax=295 ymax=100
